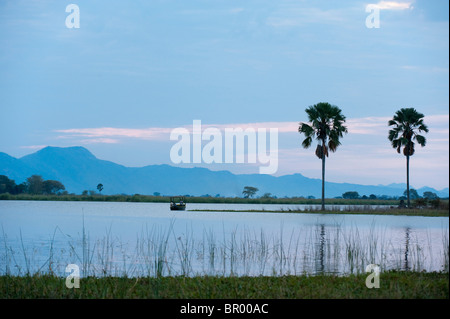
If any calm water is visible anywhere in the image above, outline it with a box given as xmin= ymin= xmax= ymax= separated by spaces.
xmin=0 ymin=200 xmax=448 ymax=277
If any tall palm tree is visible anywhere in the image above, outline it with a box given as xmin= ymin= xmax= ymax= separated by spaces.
xmin=298 ymin=102 xmax=348 ymax=210
xmin=388 ymin=108 xmax=429 ymax=208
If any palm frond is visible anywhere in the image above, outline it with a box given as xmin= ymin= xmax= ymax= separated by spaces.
xmin=302 ymin=136 xmax=313 ymax=149
xmin=414 ymin=134 xmax=426 ymax=147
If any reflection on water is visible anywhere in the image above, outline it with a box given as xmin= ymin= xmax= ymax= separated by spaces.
xmin=315 ymin=224 xmax=326 ymax=275
xmin=404 ymin=227 xmax=411 ymax=271
xmin=0 ymin=200 xmax=448 ymax=277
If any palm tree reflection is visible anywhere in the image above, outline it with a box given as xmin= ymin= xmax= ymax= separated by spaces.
xmin=404 ymin=227 xmax=411 ymax=271
xmin=315 ymin=224 xmax=326 ymax=274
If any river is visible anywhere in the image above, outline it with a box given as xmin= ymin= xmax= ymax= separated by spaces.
xmin=0 ymin=200 xmax=448 ymax=277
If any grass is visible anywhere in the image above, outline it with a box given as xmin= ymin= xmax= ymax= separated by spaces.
xmin=0 ymin=271 xmax=448 ymax=299
xmin=0 ymin=192 xmax=420 ymax=206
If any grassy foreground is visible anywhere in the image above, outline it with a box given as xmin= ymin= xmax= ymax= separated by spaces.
xmin=1 ymin=272 xmax=448 ymax=299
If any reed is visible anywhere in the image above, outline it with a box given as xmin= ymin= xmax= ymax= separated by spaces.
xmin=0 ymin=222 xmax=448 ymax=279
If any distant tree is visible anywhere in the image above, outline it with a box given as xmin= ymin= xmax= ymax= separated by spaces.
xmin=404 ymin=188 xmax=419 ymax=200
xmin=307 ymin=195 xmax=316 ymax=199
xmin=14 ymin=182 xmax=27 ymax=195
xmin=97 ymin=183 xmax=104 ymax=194
xmin=422 ymin=191 xmax=438 ymax=200
xmin=414 ymin=198 xmax=427 ymax=208
xmin=43 ymin=180 xmax=66 ymax=195
xmin=388 ymin=108 xmax=429 ymax=208
xmin=26 ymin=175 xmax=44 ymax=194
xmin=88 ymin=190 xmax=97 ymax=196
xmin=361 ymin=195 xmax=368 ymax=199
xmin=242 ymin=186 xmax=259 ymax=198
xmin=298 ymin=102 xmax=348 ymax=210
xmin=0 ymin=175 xmax=16 ymax=194
xmin=153 ymin=192 xmax=161 ymax=196
xmin=342 ymin=191 xmax=360 ymax=199
xmin=261 ymin=192 xmax=272 ymax=199
xmin=82 ymin=190 xmax=89 ymax=195
xmin=369 ymin=194 xmax=377 ymax=200
xmin=429 ymin=198 xmax=441 ymax=209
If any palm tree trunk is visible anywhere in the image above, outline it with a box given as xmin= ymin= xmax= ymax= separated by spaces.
xmin=406 ymin=154 xmax=410 ymax=208
xmin=321 ymin=145 xmax=326 ymax=211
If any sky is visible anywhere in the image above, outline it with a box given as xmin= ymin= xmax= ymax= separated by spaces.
xmin=0 ymin=0 xmax=448 ymax=190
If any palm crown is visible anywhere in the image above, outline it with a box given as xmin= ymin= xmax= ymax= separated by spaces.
xmin=298 ymin=102 xmax=348 ymax=157
xmin=388 ymin=108 xmax=429 ymax=156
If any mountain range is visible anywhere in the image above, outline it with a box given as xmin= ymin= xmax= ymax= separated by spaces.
xmin=0 ymin=146 xmax=448 ymax=198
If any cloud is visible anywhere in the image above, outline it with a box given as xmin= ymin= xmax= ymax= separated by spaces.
xmin=346 ymin=116 xmax=391 ymax=135
xmin=55 ymin=127 xmax=173 ymax=142
xmin=370 ymin=1 xmax=414 ymax=10
xmin=79 ymin=138 xmax=120 ymax=144
xmin=266 ymin=7 xmax=348 ymax=28
xmin=55 ymin=114 xmax=448 ymax=144
xmin=229 ymin=8 xmax=244 ymax=14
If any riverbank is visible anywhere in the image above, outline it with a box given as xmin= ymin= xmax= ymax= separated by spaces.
xmin=1 ymin=193 xmax=448 ymax=217
xmin=0 ymin=193 xmax=410 ymax=205
xmin=0 ymin=271 xmax=447 ymax=299
xmin=188 ymin=208 xmax=449 ymax=217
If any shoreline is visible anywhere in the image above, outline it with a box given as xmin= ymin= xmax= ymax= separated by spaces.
xmin=1 ymin=195 xmax=448 ymax=217
xmin=187 ymin=208 xmax=449 ymax=217
xmin=0 ymin=193 xmax=412 ymax=205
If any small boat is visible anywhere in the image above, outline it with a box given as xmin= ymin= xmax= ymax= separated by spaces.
xmin=170 ymin=196 xmax=186 ymax=211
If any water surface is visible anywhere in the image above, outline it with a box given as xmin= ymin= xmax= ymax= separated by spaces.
xmin=1 ymin=200 xmax=448 ymax=277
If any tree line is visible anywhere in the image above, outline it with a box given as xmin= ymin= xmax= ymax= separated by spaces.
xmin=0 ymin=175 xmax=66 ymax=195
xmin=241 ymin=186 xmax=441 ymax=202
xmin=342 ymin=190 xmax=440 ymax=200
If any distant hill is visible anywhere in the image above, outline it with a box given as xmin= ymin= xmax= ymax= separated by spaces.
xmin=1 ymin=146 xmax=448 ymax=198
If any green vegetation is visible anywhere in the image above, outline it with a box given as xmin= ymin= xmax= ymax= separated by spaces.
xmin=388 ymin=108 xmax=429 ymax=208
xmin=0 ymin=174 xmax=66 ymax=195
xmin=0 ymin=192 xmax=413 ymax=205
xmin=342 ymin=191 xmax=360 ymax=199
xmin=0 ymin=271 xmax=447 ymax=299
xmin=1 ymin=192 xmax=447 ymax=205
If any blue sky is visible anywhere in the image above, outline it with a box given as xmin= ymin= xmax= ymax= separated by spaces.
xmin=0 ymin=0 xmax=448 ymax=190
